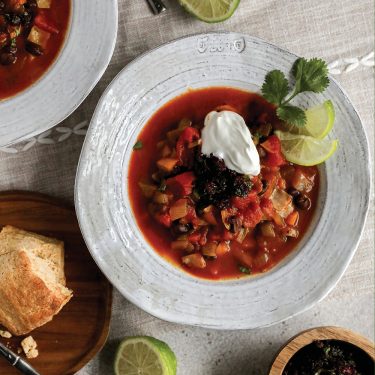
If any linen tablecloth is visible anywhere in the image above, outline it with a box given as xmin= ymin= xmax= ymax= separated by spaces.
xmin=0 ymin=1 xmax=373 ymax=374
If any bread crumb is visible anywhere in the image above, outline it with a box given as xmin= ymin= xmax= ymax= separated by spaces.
xmin=21 ymin=336 xmax=39 ymax=359
xmin=17 ymin=347 xmax=22 ymax=354
xmin=0 ymin=330 xmax=12 ymax=338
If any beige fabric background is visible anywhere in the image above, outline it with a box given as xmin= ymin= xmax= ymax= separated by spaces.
xmin=0 ymin=1 xmax=373 ymax=374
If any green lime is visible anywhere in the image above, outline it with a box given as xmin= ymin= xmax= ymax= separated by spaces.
xmin=114 ymin=336 xmax=177 ymax=375
xmin=288 ymin=100 xmax=335 ymax=139
xmin=178 ymin=0 xmax=240 ymax=23
xmin=275 ymin=130 xmax=338 ymax=166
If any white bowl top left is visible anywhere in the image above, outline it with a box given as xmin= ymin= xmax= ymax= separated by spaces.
xmin=0 ymin=0 xmax=118 ymax=147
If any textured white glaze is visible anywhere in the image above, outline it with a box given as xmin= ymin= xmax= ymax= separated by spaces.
xmin=0 ymin=0 xmax=118 ymax=147
xmin=75 ymin=33 xmax=371 ymax=330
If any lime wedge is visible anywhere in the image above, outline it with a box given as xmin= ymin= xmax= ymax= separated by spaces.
xmin=178 ymin=0 xmax=240 ymax=23
xmin=114 ymin=336 xmax=177 ymax=375
xmin=288 ymin=100 xmax=335 ymax=139
xmin=275 ymin=130 xmax=338 ymax=166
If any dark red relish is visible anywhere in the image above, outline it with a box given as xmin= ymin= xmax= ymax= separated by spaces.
xmin=283 ymin=340 xmax=374 ymax=375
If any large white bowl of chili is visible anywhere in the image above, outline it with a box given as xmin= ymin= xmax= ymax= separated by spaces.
xmin=75 ymin=32 xmax=370 ymax=329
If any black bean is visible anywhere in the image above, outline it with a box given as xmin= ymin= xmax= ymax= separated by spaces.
xmin=295 ymin=194 xmax=311 ymax=210
xmin=260 ymin=179 xmax=268 ymax=195
xmin=3 ymin=44 xmax=17 ymax=54
xmin=25 ymin=0 xmax=37 ymax=11
xmin=0 ymin=52 xmax=16 ymax=65
xmin=21 ymin=11 xmax=32 ymax=25
xmin=8 ymin=14 xmax=21 ymax=26
xmin=25 ymin=41 xmax=44 ymax=56
xmin=228 ymin=216 xmax=241 ymax=233
xmin=171 ymin=222 xmax=191 ymax=236
xmin=287 ymin=188 xmax=300 ymax=198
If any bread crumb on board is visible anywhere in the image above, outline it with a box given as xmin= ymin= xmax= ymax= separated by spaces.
xmin=0 ymin=330 xmax=12 ymax=338
xmin=21 ymin=336 xmax=39 ymax=359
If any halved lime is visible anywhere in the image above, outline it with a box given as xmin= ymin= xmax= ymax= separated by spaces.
xmin=178 ymin=0 xmax=240 ymax=23
xmin=288 ymin=100 xmax=335 ymax=139
xmin=275 ymin=130 xmax=338 ymax=166
xmin=114 ymin=336 xmax=177 ymax=375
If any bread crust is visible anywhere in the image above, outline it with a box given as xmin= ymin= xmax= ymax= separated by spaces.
xmin=0 ymin=250 xmax=72 ymax=336
xmin=0 ymin=225 xmax=65 ymax=285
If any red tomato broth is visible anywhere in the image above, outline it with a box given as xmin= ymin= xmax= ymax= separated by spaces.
xmin=128 ymin=87 xmax=319 ymax=280
xmin=0 ymin=0 xmax=71 ymax=100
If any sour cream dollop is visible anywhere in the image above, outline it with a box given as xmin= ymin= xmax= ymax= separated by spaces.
xmin=201 ymin=111 xmax=260 ymax=176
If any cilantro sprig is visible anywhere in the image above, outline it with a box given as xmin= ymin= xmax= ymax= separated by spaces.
xmin=261 ymin=58 xmax=329 ymax=126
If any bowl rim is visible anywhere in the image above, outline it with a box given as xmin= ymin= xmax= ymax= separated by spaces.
xmin=0 ymin=0 xmax=74 ymax=104
xmin=0 ymin=0 xmax=118 ymax=147
xmin=269 ymin=326 xmax=375 ymax=374
xmin=75 ymin=31 xmax=372 ymax=329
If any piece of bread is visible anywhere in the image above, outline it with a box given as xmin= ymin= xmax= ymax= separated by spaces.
xmin=0 ymin=225 xmax=65 ymax=285
xmin=21 ymin=336 xmax=38 ymax=359
xmin=0 ymin=249 xmax=72 ymax=336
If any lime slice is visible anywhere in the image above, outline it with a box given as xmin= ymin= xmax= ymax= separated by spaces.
xmin=288 ymin=100 xmax=335 ymax=139
xmin=275 ymin=130 xmax=338 ymax=166
xmin=114 ymin=336 xmax=177 ymax=375
xmin=178 ymin=0 xmax=240 ymax=23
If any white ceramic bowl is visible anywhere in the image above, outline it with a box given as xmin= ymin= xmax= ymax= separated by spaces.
xmin=75 ymin=32 xmax=370 ymax=329
xmin=0 ymin=0 xmax=118 ymax=147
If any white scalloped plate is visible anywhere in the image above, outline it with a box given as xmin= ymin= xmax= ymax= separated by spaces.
xmin=75 ymin=33 xmax=370 ymax=329
xmin=0 ymin=0 xmax=118 ymax=147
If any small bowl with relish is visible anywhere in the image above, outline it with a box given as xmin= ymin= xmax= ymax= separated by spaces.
xmin=270 ymin=326 xmax=375 ymax=375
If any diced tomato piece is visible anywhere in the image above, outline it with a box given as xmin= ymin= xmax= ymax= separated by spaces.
xmin=154 ymin=212 xmax=171 ymax=228
xmin=261 ymin=135 xmax=285 ymax=167
xmin=251 ymin=176 xmax=263 ymax=194
xmin=166 ymin=172 xmax=196 ymax=197
xmin=185 ymin=205 xmax=197 ymax=222
xmin=34 ymin=10 xmax=59 ymax=34
xmin=188 ymin=231 xmax=201 ymax=243
xmin=263 ymin=151 xmax=285 ymax=167
xmin=231 ymin=191 xmax=258 ymax=211
xmin=261 ymin=135 xmax=281 ymax=154
xmin=260 ymin=198 xmax=274 ymax=218
xmin=242 ymin=202 xmax=263 ymax=228
xmin=176 ymin=127 xmax=200 ymax=165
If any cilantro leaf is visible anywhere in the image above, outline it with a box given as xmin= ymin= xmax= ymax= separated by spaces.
xmin=238 ymin=265 xmax=251 ymax=274
xmin=276 ymin=105 xmax=307 ymax=127
xmin=261 ymin=70 xmax=289 ymax=106
xmin=292 ymin=58 xmax=329 ymax=94
xmin=133 ymin=140 xmax=143 ymax=150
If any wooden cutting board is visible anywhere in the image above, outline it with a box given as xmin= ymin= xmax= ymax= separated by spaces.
xmin=0 ymin=191 xmax=112 ymax=375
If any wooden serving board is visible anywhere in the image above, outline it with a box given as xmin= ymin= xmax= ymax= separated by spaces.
xmin=0 ymin=191 xmax=112 ymax=375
